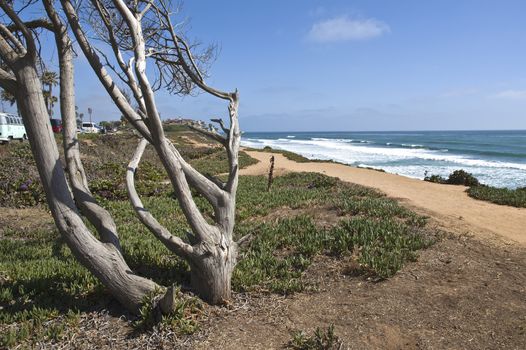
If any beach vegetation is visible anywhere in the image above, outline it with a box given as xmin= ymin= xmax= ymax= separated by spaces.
xmin=0 ymin=0 xmax=245 ymax=319
xmin=260 ymin=146 xmax=312 ymax=162
xmin=424 ymin=169 xmax=480 ymax=186
xmin=0 ymin=170 xmax=433 ymax=347
xmin=287 ymin=324 xmax=343 ymax=349
xmin=467 ymin=186 xmax=526 ymax=208
xmin=132 ymin=287 xmax=202 ymax=333
xmin=0 ymin=134 xmax=257 ymax=207
xmin=163 ymin=124 xmax=191 ymax=133
xmin=423 ymin=174 xmax=446 ymax=184
xmin=446 ymin=170 xmax=480 ymax=186
xmin=357 ymin=165 xmax=386 ymax=172
xmin=424 ymin=169 xmax=526 ymax=208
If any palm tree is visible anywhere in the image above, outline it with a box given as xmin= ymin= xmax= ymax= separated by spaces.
xmin=1 ymin=89 xmax=16 ymax=106
xmin=42 ymin=91 xmax=58 ymax=115
xmin=41 ymin=71 xmax=58 ymax=116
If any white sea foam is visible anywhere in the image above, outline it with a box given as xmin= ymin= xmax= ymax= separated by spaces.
xmin=241 ymin=137 xmax=526 ymax=188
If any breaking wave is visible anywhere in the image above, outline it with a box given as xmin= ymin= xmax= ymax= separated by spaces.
xmin=241 ymin=134 xmax=526 ymax=188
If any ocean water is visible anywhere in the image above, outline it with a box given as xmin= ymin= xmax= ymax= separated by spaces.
xmin=241 ymin=130 xmax=526 ymax=189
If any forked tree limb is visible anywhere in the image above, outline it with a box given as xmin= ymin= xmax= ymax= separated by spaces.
xmin=211 ymin=118 xmax=230 ymax=134
xmin=0 ymin=1 xmax=36 ymax=56
xmin=61 ymin=0 xmax=241 ymax=304
xmin=170 ymin=140 xmax=226 ymax=207
xmin=0 ymin=0 xmax=165 ymax=314
xmin=0 ymin=21 xmax=26 ymax=55
xmin=188 ymin=124 xmax=227 ymax=146
xmin=60 ymin=0 xmax=153 ymax=143
xmin=90 ymin=0 xmax=147 ymax=114
xmin=111 ymin=0 xmax=165 ymax=140
xmin=44 ymin=0 xmax=122 ymax=250
xmin=105 ymin=0 xmax=227 ymax=243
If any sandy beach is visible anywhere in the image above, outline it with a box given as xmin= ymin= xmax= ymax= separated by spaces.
xmin=241 ymin=150 xmax=526 ymax=245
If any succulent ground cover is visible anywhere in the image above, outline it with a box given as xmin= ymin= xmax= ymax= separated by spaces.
xmin=467 ymin=185 xmax=526 ymax=208
xmin=424 ymin=169 xmax=526 ymax=208
xmin=0 ymin=129 xmax=434 ymax=348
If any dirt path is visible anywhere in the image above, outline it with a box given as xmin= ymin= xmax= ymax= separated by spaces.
xmin=194 ymin=231 xmax=526 ymax=350
xmin=2 ymin=152 xmax=524 ymax=349
xmin=241 ymin=151 xmax=526 ymax=246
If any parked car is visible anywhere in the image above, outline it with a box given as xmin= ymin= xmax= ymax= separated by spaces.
xmin=81 ymin=122 xmax=101 ymax=134
xmin=0 ymin=112 xmax=27 ymax=144
xmin=50 ymin=118 xmax=63 ymax=133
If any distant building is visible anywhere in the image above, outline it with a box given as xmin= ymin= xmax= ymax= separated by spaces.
xmin=164 ymin=117 xmax=213 ymax=130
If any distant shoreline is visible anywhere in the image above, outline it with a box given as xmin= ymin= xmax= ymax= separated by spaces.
xmin=241 ymin=130 xmax=526 ymax=189
xmin=240 ymin=149 xmax=526 ymax=245
xmin=243 ymin=129 xmax=526 ymax=134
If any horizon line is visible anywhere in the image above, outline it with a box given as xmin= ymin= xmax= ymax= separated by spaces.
xmin=242 ymin=128 xmax=526 ymax=133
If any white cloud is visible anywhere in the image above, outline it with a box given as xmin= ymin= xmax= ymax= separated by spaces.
xmin=307 ymin=16 xmax=389 ymax=43
xmin=492 ymin=90 xmax=526 ymax=100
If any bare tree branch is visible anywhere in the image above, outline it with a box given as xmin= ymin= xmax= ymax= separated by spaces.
xmin=0 ymin=0 xmax=37 ymax=57
xmin=0 ymin=65 xmax=17 ymax=92
xmin=44 ymin=0 xmax=122 ymax=251
xmin=90 ymin=0 xmax=147 ymax=113
xmin=188 ymin=124 xmax=226 ymax=146
xmin=60 ymin=0 xmax=153 ymax=142
xmin=6 ymin=18 xmax=54 ymax=31
xmin=211 ymin=118 xmax=229 ymax=134
xmin=0 ymin=0 xmax=162 ymax=314
xmin=127 ymin=138 xmax=194 ymax=258
xmin=0 ymin=22 xmax=26 ymax=55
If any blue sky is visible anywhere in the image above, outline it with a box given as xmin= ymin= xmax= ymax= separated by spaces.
xmin=5 ymin=0 xmax=526 ymax=131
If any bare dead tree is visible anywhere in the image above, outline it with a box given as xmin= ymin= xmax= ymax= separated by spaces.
xmin=0 ymin=0 xmax=242 ymax=314
xmin=0 ymin=0 xmax=167 ymax=314
xmin=82 ymin=0 xmax=240 ymax=303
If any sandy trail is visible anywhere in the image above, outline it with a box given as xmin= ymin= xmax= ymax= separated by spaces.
xmin=241 ymin=151 xmax=526 ymax=245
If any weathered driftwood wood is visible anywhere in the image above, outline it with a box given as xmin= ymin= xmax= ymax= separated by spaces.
xmin=1 ymin=0 xmax=242 ymax=310
xmin=63 ymin=0 xmax=243 ymax=304
xmin=126 ymin=138 xmax=194 ymax=259
xmin=0 ymin=0 xmax=162 ymax=314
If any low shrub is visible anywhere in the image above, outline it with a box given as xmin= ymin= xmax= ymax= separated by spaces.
xmin=190 ymin=150 xmax=258 ymax=175
xmin=423 ymin=174 xmax=446 ymax=184
xmin=446 ymin=170 xmax=480 ymax=186
xmin=163 ymin=124 xmax=190 ymax=133
xmin=467 ymin=186 xmax=526 ymax=208
xmin=133 ymin=287 xmax=201 ymax=334
xmin=287 ymin=324 xmax=343 ymax=350
xmin=424 ymin=169 xmax=526 ymax=208
xmin=424 ymin=169 xmax=479 ymax=187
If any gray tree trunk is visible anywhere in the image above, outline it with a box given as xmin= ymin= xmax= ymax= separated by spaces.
xmin=189 ymin=239 xmax=237 ymax=304
xmin=12 ymin=60 xmax=159 ymax=312
xmin=2 ymin=0 xmax=244 ymax=310
xmin=0 ymin=0 xmax=164 ymax=313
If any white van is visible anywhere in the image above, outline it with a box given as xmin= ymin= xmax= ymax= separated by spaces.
xmin=0 ymin=112 xmax=27 ymax=144
xmin=81 ymin=122 xmax=101 ymax=134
